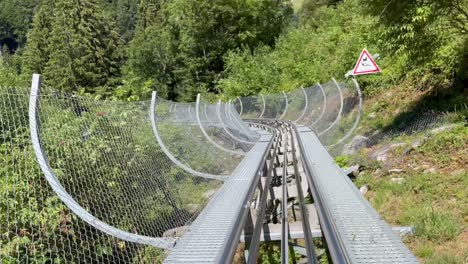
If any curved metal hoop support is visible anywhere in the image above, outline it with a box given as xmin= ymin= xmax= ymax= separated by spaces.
xmin=172 ymin=104 xmax=179 ymax=121
xmin=309 ymin=83 xmax=327 ymax=128
xmin=318 ymin=78 xmax=344 ymax=136
xmin=294 ymin=87 xmax=309 ymax=123
xmin=236 ymin=97 xmax=243 ymax=117
xmin=226 ymin=101 xmax=258 ymax=137
xmin=279 ymin=91 xmax=289 ymax=120
xmin=201 ymin=103 xmax=211 ymax=125
xmin=327 ymin=78 xmax=363 ymax=148
xmin=196 ymin=94 xmax=245 ymax=155
xmin=150 ymin=93 xmax=228 ymax=181
xmin=169 ymin=103 xmax=174 ymax=113
xmin=216 ymin=101 xmax=256 ymax=145
xmin=258 ymin=94 xmax=266 ymax=119
xmin=29 ymin=74 xmax=176 ymax=249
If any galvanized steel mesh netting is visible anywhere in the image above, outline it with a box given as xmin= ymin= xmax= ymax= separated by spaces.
xmin=0 ymin=82 xmax=259 ymax=262
xmin=234 ymin=78 xmax=363 ymax=151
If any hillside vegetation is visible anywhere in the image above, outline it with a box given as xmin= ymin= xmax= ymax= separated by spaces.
xmin=0 ymin=0 xmax=467 ymax=263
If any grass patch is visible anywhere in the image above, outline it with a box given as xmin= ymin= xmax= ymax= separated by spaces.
xmin=351 ymin=126 xmax=467 ymax=263
xmin=425 ymin=254 xmax=466 ymax=264
xmin=400 ymin=206 xmax=460 ymax=241
xmin=334 ymin=155 xmax=349 ymax=168
xmin=414 ymin=243 xmax=434 ymax=258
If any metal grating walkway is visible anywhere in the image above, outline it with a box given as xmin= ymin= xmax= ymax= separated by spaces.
xmin=296 ymin=125 xmax=418 ymax=263
xmin=164 ymin=132 xmax=273 ymax=263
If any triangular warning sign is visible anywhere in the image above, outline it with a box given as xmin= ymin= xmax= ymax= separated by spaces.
xmin=352 ymin=49 xmax=381 ymax=75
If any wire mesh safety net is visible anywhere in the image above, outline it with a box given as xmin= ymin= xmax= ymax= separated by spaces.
xmin=0 ymin=81 xmax=261 ymax=263
xmin=235 ymin=78 xmax=363 ymax=152
xmin=154 ymin=97 xmax=246 ymax=177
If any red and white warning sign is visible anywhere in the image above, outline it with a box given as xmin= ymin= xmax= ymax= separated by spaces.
xmin=352 ymin=49 xmax=381 ymax=75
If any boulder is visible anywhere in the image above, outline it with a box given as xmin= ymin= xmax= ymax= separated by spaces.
xmin=163 ymin=226 xmax=189 ymax=238
xmin=368 ymin=112 xmax=377 ymax=119
xmin=371 ymin=143 xmax=406 ymax=161
xmin=430 ymin=124 xmax=459 ymax=135
xmin=359 ymin=185 xmax=369 ymax=195
xmin=388 ymin=169 xmax=405 ymax=174
xmin=424 ymin=168 xmax=437 ymax=174
xmin=203 ymin=189 xmax=217 ymax=199
xmin=411 ymin=138 xmax=426 ymax=149
xmin=342 ymin=136 xmax=370 ymax=155
xmin=390 ymin=177 xmax=405 ymax=184
xmin=344 ymin=164 xmax=360 ymax=177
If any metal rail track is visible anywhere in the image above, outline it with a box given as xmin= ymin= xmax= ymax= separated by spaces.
xmin=243 ymin=120 xmax=417 ymax=263
xmin=165 ymin=119 xmax=417 ymax=263
xmin=245 ymin=120 xmax=320 ymax=264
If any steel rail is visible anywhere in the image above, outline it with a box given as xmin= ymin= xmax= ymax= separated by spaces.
xmin=290 ymin=127 xmax=318 ymax=263
xmin=215 ymin=123 xmax=276 ymax=263
xmin=251 ymin=119 xmax=351 ymax=264
xmin=281 ymin=129 xmax=289 ymax=264
xmin=247 ymin=131 xmax=281 ymax=264
xmin=253 ymin=120 xmax=349 ymax=262
xmin=249 ymin=120 xmax=416 ymax=263
xmin=293 ymin=124 xmax=350 ymax=263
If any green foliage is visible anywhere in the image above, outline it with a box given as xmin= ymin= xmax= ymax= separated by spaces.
xmin=101 ymin=0 xmax=140 ymax=43
xmin=22 ymin=0 xmax=123 ymax=94
xmin=21 ymin=1 xmax=55 ymax=76
xmin=0 ymin=86 xmax=221 ymax=262
xmin=401 ymin=206 xmax=460 ymax=241
xmin=219 ymin=0 xmax=467 ymax=100
xmin=257 ymin=242 xmax=302 ymax=264
xmin=132 ymin=246 xmax=165 ymax=263
xmin=298 ymin=0 xmax=341 ymax=27
xmin=124 ymin=0 xmax=293 ymax=101
xmin=0 ymin=0 xmax=38 ymax=48
xmin=426 ymin=254 xmax=466 ymax=264
xmin=219 ymin=0 xmax=379 ymax=98
xmin=334 ymin=155 xmax=349 ymax=168
xmin=0 ymin=57 xmax=26 ymax=87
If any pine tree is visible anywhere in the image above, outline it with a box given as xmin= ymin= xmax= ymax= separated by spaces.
xmin=135 ymin=0 xmax=164 ymax=32
xmin=42 ymin=0 xmax=122 ymax=92
xmin=22 ymin=1 xmax=55 ymax=75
